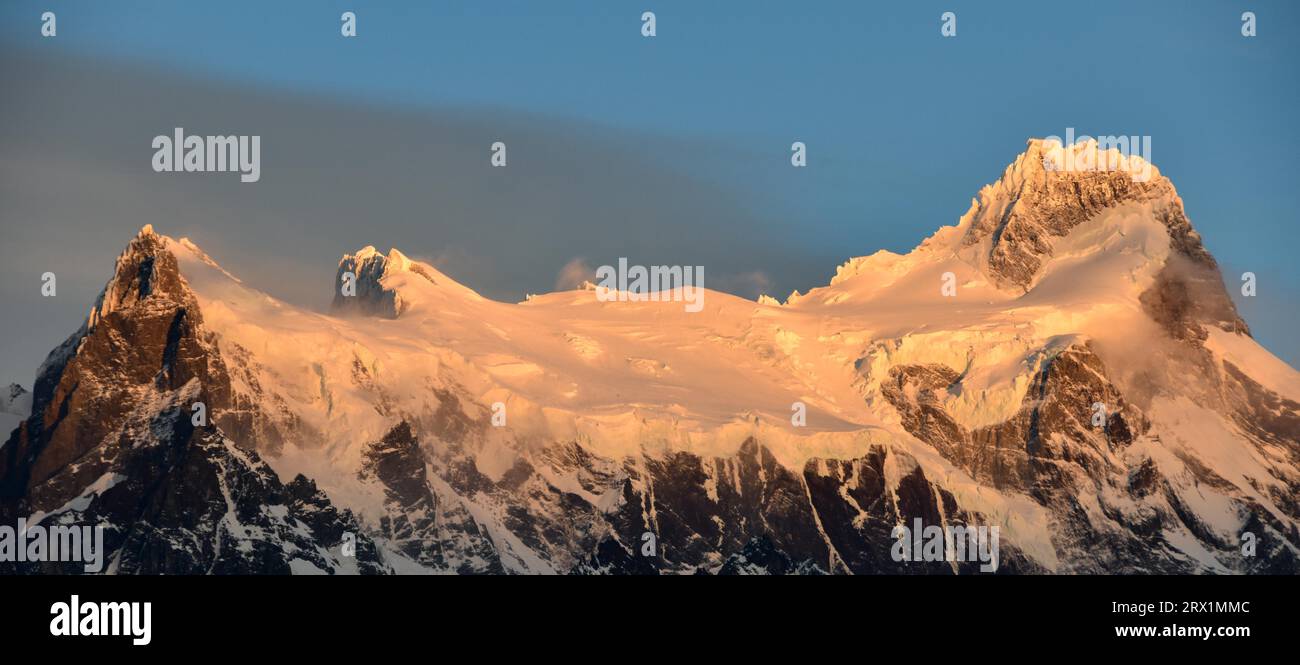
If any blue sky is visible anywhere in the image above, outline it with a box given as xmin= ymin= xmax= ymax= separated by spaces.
xmin=1 ymin=0 xmax=1297 ymax=376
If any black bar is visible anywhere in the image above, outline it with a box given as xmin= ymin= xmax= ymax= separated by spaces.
xmin=1 ymin=574 xmax=1290 ymax=655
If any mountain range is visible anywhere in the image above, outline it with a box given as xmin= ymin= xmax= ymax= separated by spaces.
xmin=2 ymin=138 xmax=1296 ymax=574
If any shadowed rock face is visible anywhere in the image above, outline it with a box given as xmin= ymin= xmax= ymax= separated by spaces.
xmin=1140 ymin=249 xmax=1250 ymax=344
xmin=360 ymin=421 xmax=503 ymax=573
xmin=332 ymin=248 xmax=405 ymax=318
xmin=0 ymin=227 xmax=386 ymax=574
xmin=716 ymin=535 xmax=825 ymax=575
xmin=450 ymin=434 xmax=1043 ymax=575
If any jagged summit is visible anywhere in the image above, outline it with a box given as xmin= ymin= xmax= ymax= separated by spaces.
xmin=1008 ymin=137 xmax=1161 ymax=187
xmin=824 ymin=138 xmax=1179 ymax=287
xmin=332 ymin=246 xmax=414 ymax=318
xmin=808 ymin=138 xmax=1245 ymax=340
xmin=89 ymin=224 xmax=195 ymax=329
xmin=332 ymin=244 xmax=480 ymax=318
xmin=955 ymin=138 xmax=1190 ymax=288
xmin=346 ymin=245 xmax=413 ymax=269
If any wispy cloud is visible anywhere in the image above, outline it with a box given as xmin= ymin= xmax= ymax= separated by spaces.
xmin=554 ymin=258 xmax=595 ymax=291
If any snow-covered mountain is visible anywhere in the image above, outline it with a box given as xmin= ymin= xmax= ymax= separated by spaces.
xmin=3 ymin=139 xmax=1296 ymax=574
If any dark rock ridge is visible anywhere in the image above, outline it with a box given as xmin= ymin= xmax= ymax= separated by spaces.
xmin=566 ymin=436 xmax=1040 ymax=574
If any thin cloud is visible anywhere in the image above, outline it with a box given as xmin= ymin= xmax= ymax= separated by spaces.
xmin=554 ymin=258 xmax=595 ymax=291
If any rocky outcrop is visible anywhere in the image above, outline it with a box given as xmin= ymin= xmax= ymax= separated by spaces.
xmin=332 ymin=247 xmax=408 ymax=318
xmin=882 ymin=343 xmax=1142 ymax=492
xmin=360 ymin=420 xmax=503 ymax=573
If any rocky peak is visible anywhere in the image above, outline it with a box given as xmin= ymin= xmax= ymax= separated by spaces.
xmin=953 ymin=139 xmax=1247 ymax=341
xmin=0 ymin=225 xmax=233 ymax=506
xmin=89 ymin=225 xmax=197 ymax=330
xmin=332 ymin=246 xmax=412 ymax=318
xmin=330 ymin=245 xmax=480 ymax=318
xmin=958 ymin=139 xmax=1183 ymax=290
xmin=1 ymin=227 xmax=389 ymax=574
